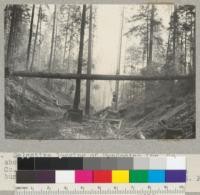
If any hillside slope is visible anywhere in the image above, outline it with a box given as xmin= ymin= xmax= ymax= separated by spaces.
xmin=5 ymin=77 xmax=70 ymax=139
xmin=5 ymin=78 xmax=195 ymax=139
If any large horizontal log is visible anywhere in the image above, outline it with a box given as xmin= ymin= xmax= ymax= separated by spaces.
xmin=10 ymin=71 xmax=194 ymax=81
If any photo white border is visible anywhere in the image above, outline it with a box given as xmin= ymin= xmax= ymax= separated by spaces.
xmin=0 ymin=0 xmax=199 ymax=154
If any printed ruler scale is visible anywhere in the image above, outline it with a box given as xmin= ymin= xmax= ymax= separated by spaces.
xmin=14 ymin=184 xmax=186 ymax=195
xmin=0 ymin=153 xmax=200 ymax=194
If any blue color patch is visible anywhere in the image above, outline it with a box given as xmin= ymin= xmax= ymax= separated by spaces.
xmin=148 ymin=170 xmax=165 ymax=183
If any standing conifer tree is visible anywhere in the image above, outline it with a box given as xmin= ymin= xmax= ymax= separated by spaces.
xmin=73 ymin=5 xmax=87 ymax=110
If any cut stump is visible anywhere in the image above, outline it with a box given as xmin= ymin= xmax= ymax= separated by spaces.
xmin=68 ymin=109 xmax=83 ymax=122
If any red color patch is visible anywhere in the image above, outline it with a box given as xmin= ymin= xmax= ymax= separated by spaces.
xmin=93 ymin=170 xmax=112 ymax=183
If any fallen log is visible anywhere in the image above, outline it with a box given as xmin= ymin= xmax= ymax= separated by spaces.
xmin=159 ymin=103 xmax=187 ymax=121
xmin=158 ymin=120 xmax=183 ymax=131
xmin=10 ymin=71 xmax=195 ymax=81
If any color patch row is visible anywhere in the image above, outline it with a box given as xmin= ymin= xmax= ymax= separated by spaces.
xmin=16 ymin=170 xmax=186 ymax=183
xmin=17 ymin=156 xmax=186 ymax=170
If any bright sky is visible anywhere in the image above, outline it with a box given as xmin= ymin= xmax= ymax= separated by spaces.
xmin=93 ymin=5 xmax=122 ymax=74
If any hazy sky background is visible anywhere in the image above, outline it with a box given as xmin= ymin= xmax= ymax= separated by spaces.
xmin=91 ymin=4 xmax=174 ymax=110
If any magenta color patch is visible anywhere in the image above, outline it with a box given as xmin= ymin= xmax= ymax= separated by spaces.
xmin=75 ymin=170 xmax=93 ymax=183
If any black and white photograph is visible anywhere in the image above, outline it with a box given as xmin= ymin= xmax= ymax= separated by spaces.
xmin=4 ymin=3 xmax=196 ymax=139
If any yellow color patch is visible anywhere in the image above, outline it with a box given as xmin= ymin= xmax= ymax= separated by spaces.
xmin=112 ymin=170 xmax=129 ymax=183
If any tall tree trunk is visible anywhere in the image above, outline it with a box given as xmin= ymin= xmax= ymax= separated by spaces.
xmin=102 ymin=86 xmax=106 ymax=108
xmin=184 ymin=12 xmax=188 ymax=74
xmin=51 ymin=21 xmax=58 ymax=90
xmin=67 ymin=31 xmax=73 ymax=73
xmin=73 ymin=5 xmax=87 ymax=110
xmin=190 ymin=15 xmax=192 ymax=60
xmin=6 ymin=5 xmax=17 ymax=70
xmin=85 ymin=5 xmax=93 ymax=116
xmin=38 ymin=6 xmax=42 ymax=70
xmin=148 ymin=5 xmax=154 ymax=68
xmin=172 ymin=5 xmax=177 ymax=73
xmin=30 ymin=5 xmax=41 ymax=72
xmin=62 ymin=10 xmax=70 ymax=68
xmin=145 ymin=5 xmax=154 ymax=103
xmin=165 ymin=30 xmax=171 ymax=68
xmin=180 ymin=32 xmax=184 ymax=74
xmin=4 ymin=5 xmax=9 ymax=36
xmin=142 ymin=46 xmax=145 ymax=67
xmin=114 ymin=7 xmax=124 ymax=110
xmin=121 ymin=39 xmax=127 ymax=101
xmin=193 ymin=12 xmax=196 ymax=74
xmin=181 ymin=32 xmax=183 ymax=53
xmin=22 ymin=4 xmax=35 ymax=96
xmin=52 ymin=22 xmax=58 ymax=71
xmin=4 ymin=5 xmax=10 ymax=68
xmin=189 ymin=12 xmax=195 ymax=73
xmin=65 ymin=29 xmax=74 ymax=92
xmin=146 ymin=13 xmax=149 ymax=67
xmin=47 ymin=5 xmax=57 ymax=89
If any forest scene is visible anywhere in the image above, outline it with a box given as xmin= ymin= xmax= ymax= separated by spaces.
xmin=4 ymin=4 xmax=195 ymax=139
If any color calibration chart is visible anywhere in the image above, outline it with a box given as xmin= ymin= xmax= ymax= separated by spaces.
xmin=16 ymin=156 xmax=186 ymax=184
xmin=15 ymin=155 xmax=187 ymax=195
xmin=1 ymin=153 xmax=200 ymax=194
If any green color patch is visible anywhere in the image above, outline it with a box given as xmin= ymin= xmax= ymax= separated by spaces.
xmin=129 ymin=170 xmax=148 ymax=183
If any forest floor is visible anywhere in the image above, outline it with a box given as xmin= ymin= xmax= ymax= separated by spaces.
xmin=5 ymin=77 xmax=195 ymax=140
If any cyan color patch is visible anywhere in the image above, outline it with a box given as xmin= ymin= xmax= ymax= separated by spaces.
xmin=148 ymin=170 xmax=165 ymax=183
